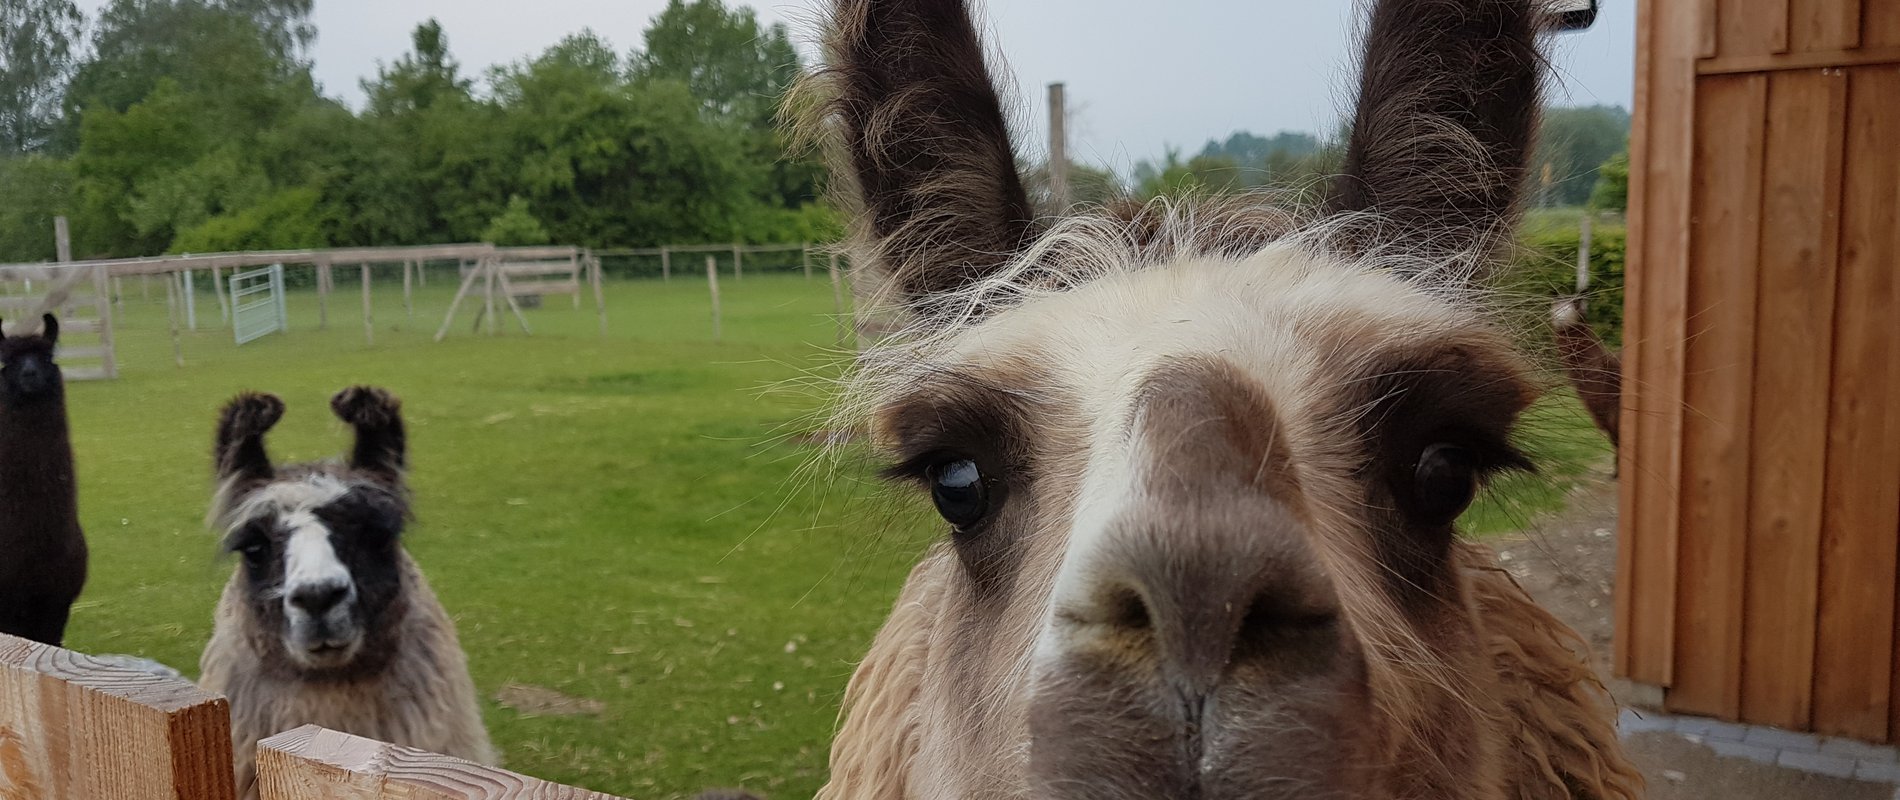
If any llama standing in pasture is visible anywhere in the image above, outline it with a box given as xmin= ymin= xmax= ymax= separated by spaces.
xmin=1552 ymin=298 xmax=1622 ymax=447
xmin=0 ymin=313 xmax=88 ymax=646
xmin=199 ymin=386 xmax=494 ymax=799
xmin=807 ymin=0 xmax=1641 ymax=797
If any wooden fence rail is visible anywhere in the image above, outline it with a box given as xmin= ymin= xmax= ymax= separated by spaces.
xmin=0 ymin=634 xmax=632 ymax=800
xmin=0 ymin=633 xmax=235 ymax=800
xmin=258 ymin=726 xmax=626 ymax=800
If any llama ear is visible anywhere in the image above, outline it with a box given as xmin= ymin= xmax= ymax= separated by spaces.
xmin=1329 ymin=0 xmax=1548 ymax=278
xmin=40 ymin=313 xmax=57 ymax=345
xmin=331 ymin=385 xmax=406 ymax=484
xmin=215 ymin=392 xmax=285 ymax=484
xmin=811 ymin=0 xmax=1038 ymax=321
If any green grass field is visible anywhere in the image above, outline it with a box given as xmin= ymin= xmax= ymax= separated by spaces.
xmin=53 ymin=270 xmax=1609 ymax=798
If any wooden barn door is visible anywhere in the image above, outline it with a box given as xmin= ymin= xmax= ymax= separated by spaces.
xmin=1618 ymin=0 xmax=1900 ymax=740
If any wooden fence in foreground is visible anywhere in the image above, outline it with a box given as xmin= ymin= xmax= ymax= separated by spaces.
xmin=0 ymin=633 xmax=625 ymax=799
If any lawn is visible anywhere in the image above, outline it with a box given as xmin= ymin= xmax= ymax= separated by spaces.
xmin=53 ymin=268 xmax=1609 ymax=799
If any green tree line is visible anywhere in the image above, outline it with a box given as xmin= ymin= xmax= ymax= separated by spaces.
xmin=0 ymin=0 xmax=837 ymax=262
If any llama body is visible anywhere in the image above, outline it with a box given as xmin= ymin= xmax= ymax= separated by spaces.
xmin=197 ymin=387 xmax=493 ymax=799
xmin=0 ymin=314 xmax=87 ymax=646
xmin=807 ymin=0 xmax=1639 ymax=797
xmin=1553 ymin=298 xmax=1623 ymax=447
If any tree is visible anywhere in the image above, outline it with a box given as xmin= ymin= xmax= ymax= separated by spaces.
xmin=1531 ymin=105 xmax=1629 ymax=207
xmin=1588 ymin=151 xmax=1629 ymax=212
xmin=630 ymin=0 xmax=797 ymax=126
xmin=363 ymin=19 xmax=469 ymax=117
xmin=0 ymin=155 xmax=74 ymax=260
xmin=480 ymin=195 xmax=549 ymax=246
xmin=0 ymin=0 xmax=86 ymax=153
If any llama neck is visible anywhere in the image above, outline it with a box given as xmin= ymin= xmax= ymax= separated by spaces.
xmin=0 ymin=394 xmax=76 ymax=499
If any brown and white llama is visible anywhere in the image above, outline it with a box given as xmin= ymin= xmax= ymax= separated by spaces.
xmin=806 ymin=0 xmax=1641 ymax=797
xmin=0 ymin=313 xmax=88 ymax=646
xmin=199 ymin=386 xmax=495 ymax=799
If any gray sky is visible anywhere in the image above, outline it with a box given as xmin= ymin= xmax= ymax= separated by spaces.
xmin=74 ymin=0 xmax=1636 ymax=173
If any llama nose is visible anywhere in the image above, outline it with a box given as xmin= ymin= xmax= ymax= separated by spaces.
xmin=289 ymin=583 xmax=350 ymax=616
xmin=1065 ymin=497 xmax=1343 ymax=694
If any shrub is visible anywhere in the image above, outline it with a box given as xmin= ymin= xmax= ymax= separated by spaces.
xmin=1510 ymin=222 xmax=1626 ymax=349
xmin=481 ymin=195 xmax=551 ymax=246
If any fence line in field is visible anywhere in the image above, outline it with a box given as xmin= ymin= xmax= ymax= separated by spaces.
xmin=0 ymin=633 xmax=634 ymax=799
xmin=0 ymin=239 xmax=876 ymax=377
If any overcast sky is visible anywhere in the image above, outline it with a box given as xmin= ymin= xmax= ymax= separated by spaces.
xmin=74 ymin=0 xmax=1636 ymax=173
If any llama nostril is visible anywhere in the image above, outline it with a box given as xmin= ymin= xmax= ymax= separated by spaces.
xmin=1233 ymin=592 xmax=1340 ymax=662
xmin=1106 ymin=586 xmax=1152 ymax=631
xmin=289 ymin=584 xmax=350 ymax=616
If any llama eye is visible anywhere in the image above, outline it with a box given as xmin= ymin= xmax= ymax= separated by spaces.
xmin=238 ymin=539 xmax=271 ymax=566
xmin=927 ymin=458 xmax=990 ymax=529
xmin=1409 ymin=443 xmax=1479 ymax=526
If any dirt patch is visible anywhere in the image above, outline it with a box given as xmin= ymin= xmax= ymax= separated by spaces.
xmin=495 ymin=683 xmax=606 ymax=717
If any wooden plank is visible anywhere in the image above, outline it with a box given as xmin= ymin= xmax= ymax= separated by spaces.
xmin=1618 ymin=0 xmax=1699 ymax=687
xmin=1699 ymin=0 xmax=1721 ymax=57
xmin=1813 ymin=65 xmax=1900 ymax=742
xmin=53 ymin=346 xmax=108 ymax=361
xmin=492 ymin=245 xmax=577 ymax=260
xmin=1718 ymin=0 xmax=1791 ymax=56
xmin=1699 ymin=45 xmax=1900 ymax=74
xmin=1667 ymin=72 xmax=1769 ymax=720
xmin=1791 ymin=0 xmax=1862 ymax=51
xmin=0 ymin=633 xmax=236 ymax=800
xmin=502 ymin=280 xmax=580 ymax=296
xmin=1870 ymin=0 xmax=1900 ymax=47
xmin=257 ymin=726 xmax=622 ymax=800
xmin=1739 ymin=67 xmax=1847 ymax=730
xmin=61 ymin=366 xmax=110 ymax=382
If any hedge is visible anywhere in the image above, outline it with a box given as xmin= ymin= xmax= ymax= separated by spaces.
xmin=1510 ymin=221 xmax=1626 ymax=349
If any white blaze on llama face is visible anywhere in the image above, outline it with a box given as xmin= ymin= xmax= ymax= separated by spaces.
xmin=280 ymin=508 xmax=360 ymax=662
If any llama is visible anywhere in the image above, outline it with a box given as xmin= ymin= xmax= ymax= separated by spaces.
xmin=806 ymin=0 xmax=1641 ymax=797
xmin=0 ymin=313 xmax=87 ymax=646
xmin=1552 ymin=298 xmax=1622 ymax=447
xmin=198 ymin=386 xmax=495 ymax=799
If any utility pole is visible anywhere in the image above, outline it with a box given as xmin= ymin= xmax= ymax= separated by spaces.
xmin=1048 ymin=82 xmax=1069 ymax=210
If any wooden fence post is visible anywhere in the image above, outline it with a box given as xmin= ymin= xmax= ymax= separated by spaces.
xmin=707 ymin=256 xmax=722 ymax=342
xmin=732 ymin=244 xmax=743 ymax=280
xmin=0 ymin=633 xmax=237 ymax=800
xmin=802 ymin=242 xmax=812 ymax=279
xmin=1577 ymin=213 xmax=1594 ymax=294
xmin=828 ymin=253 xmax=847 ymax=344
xmin=317 ymin=260 xmax=331 ymax=330
xmin=360 ymin=263 xmax=374 ymax=346
xmin=403 ymin=260 xmax=414 ymax=320
xmin=165 ymin=271 xmax=184 ymax=366
xmin=183 ymin=269 xmax=197 ymax=330
xmin=589 ymin=254 xmax=607 ymax=337
xmin=661 ymin=246 xmax=671 ymax=281
xmin=257 ymin=726 xmax=625 ymax=799
xmin=212 ymin=265 xmax=230 ymax=324
xmin=53 ymin=216 xmax=71 ymax=263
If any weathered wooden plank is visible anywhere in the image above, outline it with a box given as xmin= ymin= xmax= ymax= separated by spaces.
xmin=1791 ymin=0 xmax=1862 ymax=51
xmin=0 ymin=633 xmax=235 ymax=800
xmin=1618 ymin=0 xmax=1700 ymax=686
xmin=1667 ymin=72 xmax=1769 ymax=720
xmin=1812 ymin=65 xmax=1900 ymax=742
xmin=1718 ymin=0 xmax=1791 ymax=56
xmin=502 ymin=280 xmax=580 ymax=296
xmin=1869 ymin=0 xmax=1900 ymax=47
xmin=256 ymin=726 xmax=623 ymax=800
xmin=1740 ymin=67 xmax=1847 ymax=730
xmin=1699 ymin=44 xmax=1900 ymax=73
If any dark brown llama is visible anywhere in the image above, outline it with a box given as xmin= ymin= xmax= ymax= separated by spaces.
xmin=1552 ymin=298 xmax=1622 ymax=447
xmin=0 ymin=313 xmax=87 ymax=646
